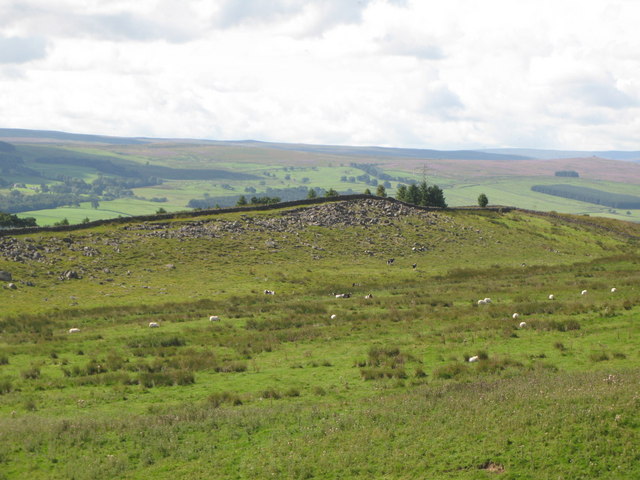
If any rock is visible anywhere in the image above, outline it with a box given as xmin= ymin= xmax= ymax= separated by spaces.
xmin=61 ymin=270 xmax=80 ymax=280
xmin=7 ymin=283 xmax=17 ymax=289
xmin=0 ymin=271 xmax=12 ymax=281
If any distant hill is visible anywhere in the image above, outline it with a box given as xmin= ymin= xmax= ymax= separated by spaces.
xmin=482 ymin=148 xmax=640 ymax=162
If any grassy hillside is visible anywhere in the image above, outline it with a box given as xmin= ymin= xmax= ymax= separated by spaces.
xmin=1 ymin=130 xmax=640 ymax=225
xmin=1 ymin=198 xmax=639 ymax=478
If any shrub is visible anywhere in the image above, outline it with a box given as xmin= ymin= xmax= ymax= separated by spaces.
xmin=21 ymin=367 xmax=40 ymax=380
xmin=0 ymin=378 xmax=12 ymax=394
xmin=208 ymin=391 xmax=242 ymax=408
xmin=433 ymin=363 xmax=467 ymax=380
xmin=0 ymin=355 xmax=8 ymax=365
xmin=284 ymin=388 xmax=301 ymax=397
xmin=589 ymin=352 xmax=610 ymax=362
xmin=261 ymin=388 xmax=281 ymax=399
xmin=312 ymin=386 xmax=326 ymax=396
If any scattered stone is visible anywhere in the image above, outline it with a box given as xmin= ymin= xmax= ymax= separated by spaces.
xmin=0 ymin=271 xmax=11 ymax=281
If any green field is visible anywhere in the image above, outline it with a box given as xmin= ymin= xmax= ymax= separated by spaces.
xmin=1 ymin=198 xmax=640 ymax=478
xmin=3 ymin=135 xmax=640 ymax=226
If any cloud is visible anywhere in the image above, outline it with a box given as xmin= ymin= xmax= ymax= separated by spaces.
xmin=0 ymin=1 xmax=198 ymax=43
xmin=564 ymin=77 xmax=638 ymax=110
xmin=378 ymin=34 xmax=444 ymax=60
xmin=212 ymin=0 xmax=374 ymax=33
xmin=0 ymin=35 xmax=47 ymax=63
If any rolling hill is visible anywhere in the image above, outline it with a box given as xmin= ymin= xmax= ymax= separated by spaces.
xmin=1 ymin=128 xmax=640 ymax=226
xmin=1 ymin=197 xmax=639 ymax=478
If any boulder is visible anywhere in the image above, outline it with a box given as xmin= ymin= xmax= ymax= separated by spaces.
xmin=0 ymin=271 xmax=12 ymax=281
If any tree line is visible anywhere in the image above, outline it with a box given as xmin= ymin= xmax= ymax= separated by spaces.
xmin=531 ymin=184 xmax=640 ymax=209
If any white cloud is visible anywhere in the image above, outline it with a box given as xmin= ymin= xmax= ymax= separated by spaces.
xmin=0 ymin=0 xmax=639 ymax=150
xmin=0 ymin=35 xmax=47 ymax=63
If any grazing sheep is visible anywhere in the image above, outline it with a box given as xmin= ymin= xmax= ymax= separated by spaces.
xmin=581 ymin=290 xmax=588 ymax=296
xmin=412 ymin=263 xmax=417 ymax=269
xmin=512 ymin=313 xmax=520 ymax=320
xmin=335 ymin=293 xmax=351 ymax=298
xmin=611 ymin=287 xmax=617 ymax=293
xmin=548 ymin=294 xmax=555 ymax=300
xmin=330 ymin=314 xmax=337 ymax=320
xmin=68 ymin=328 xmax=80 ymax=333
xmin=519 ymin=321 xmax=527 ymax=328
xmin=477 ymin=299 xmax=487 ymax=305
xmin=468 ymin=355 xmax=479 ymax=363
xmin=484 ymin=298 xmax=492 ymax=304
xmin=264 ymin=289 xmax=275 ymax=295
xmin=364 ymin=294 xmax=373 ymax=299
xmin=386 ymin=258 xmax=395 ymax=265
xmin=148 ymin=322 xmax=160 ymax=328
xmin=209 ymin=315 xmax=220 ymax=322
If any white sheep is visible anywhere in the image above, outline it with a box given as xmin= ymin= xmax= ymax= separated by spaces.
xmin=484 ymin=298 xmax=492 ymax=304
xmin=512 ymin=313 xmax=520 ymax=320
xmin=148 ymin=322 xmax=160 ymax=328
xmin=477 ymin=299 xmax=487 ymax=305
xmin=611 ymin=287 xmax=617 ymax=293
xmin=468 ymin=355 xmax=479 ymax=363
xmin=68 ymin=327 xmax=80 ymax=333
xmin=581 ymin=290 xmax=588 ymax=296
xmin=209 ymin=315 xmax=220 ymax=322
xmin=548 ymin=294 xmax=555 ymax=300
xmin=364 ymin=294 xmax=373 ymax=299
xmin=330 ymin=314 xmax=337 ymax=320
xmin=264 ymin=289 xmax=275 ymax=295
xmin=519 ymin=321 xmax=527 ymax=328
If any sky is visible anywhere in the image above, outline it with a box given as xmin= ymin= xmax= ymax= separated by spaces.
xmin=1 ymin=0 xmax=639 ymax=150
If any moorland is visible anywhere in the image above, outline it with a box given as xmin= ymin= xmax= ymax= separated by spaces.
xmin=1 ymin=128 xmax=640 ymax=226
xmin=1 ymin=196 xmax=639 ymax=479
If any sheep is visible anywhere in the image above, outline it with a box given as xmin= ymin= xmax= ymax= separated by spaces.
xmin=519 ymin=321 xmax=527 ymax=328
xmin=477 ymin=299 xmax=487 ymax=305
xmin=386 ymin=258 xmax=395 ymax=265
xmin=330 ymin=314 xmax=337 ymax=320
xmin=484 ymin=298 xmax=492 ymax=304
xmin=548 ymin=294 xmax=555 ymax=300
xmin=263 ymin=289 xmax=275 ymax=295
xmin=468 ymin=355 xmax=479 ymax=363
xmin=335 ymin=293 xmax=351 ymax=298
xmin=364 ymin=294 xmax=373 ymax=299
xmin=209 ymin=315 xmax=220 ymax=322
xmin=412 ymin=263 xmax=417 ymax=269
xmin=148 ymin=322 xmax=160 ymax=328
xmin=512 ymin=313 xmax=520 ymax=320
xmin=581 ymin=290 xmax=588 ymax=296
xmin=611 ymin=287 xmax=617 ymax=293
xmin=68 ymin=327 xmax=80 ymax=333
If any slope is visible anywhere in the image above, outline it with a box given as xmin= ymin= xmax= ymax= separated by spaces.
xmin=0 ymin=198 xmax=639 ymax=479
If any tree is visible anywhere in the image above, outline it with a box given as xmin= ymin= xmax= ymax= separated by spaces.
xmin=54 ymin=218 xmax=69 ymax=226
xmin=418 ymin=181 xmax=429 ymax=206
xmin=0 ymin=212 xmax=37 ymax=228
xmin=426 ymin=185 xmax=447 ymax=208
xmin=155 ymin=207 xmax=167 ymax=214
xmin=376 ymin=185 xmax=387 ymax=197
xmin=406 ymin=184 xmax=420 ymax=205
xmin=307 ymin=188 xmax=317 ymax=199
xmin=478 ymin=193 xmax=489 ymax=207
xmin=236 ymin=195 xmax=247 ymax=206
xmin=325 ymin=188 xmax=339 ymax=197
xmin=364 ymin=188 xmax=372 ymax=195
xmin=90 ymin=198 xmax=100 ymax=209
xmin=396 ymin=185 xmax=408 ymax=202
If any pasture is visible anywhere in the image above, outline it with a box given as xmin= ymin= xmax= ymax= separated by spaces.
xmin=1 ymin=198 xmax=640 ymax=478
